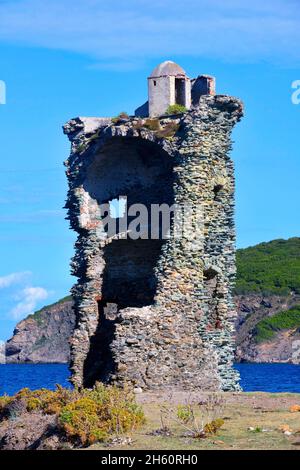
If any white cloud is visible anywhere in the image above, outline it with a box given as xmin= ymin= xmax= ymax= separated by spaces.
xmin=0 ymin=0 xmax=299 ymax=67
xmin=0 ymin=272 xmax=51 ymax=321
xmin=0 ymin=271 xmax=31 ymax=289
xmin=10 ymin=286 xmax=49 ymax=320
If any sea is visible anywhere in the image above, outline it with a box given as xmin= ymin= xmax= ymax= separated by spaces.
xmin=0 ymin=363 xmax=300 ymax=396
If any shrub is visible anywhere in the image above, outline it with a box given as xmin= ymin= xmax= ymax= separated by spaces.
xmin=10 ymin=386 xmax=74 ymax=414
xmin=0 ymin=386 xmax=74 ymax=416
xmin=254 ymin=305 xmax=300 ymax=343
xmin=204 ymin=418 xmax=224 ymax=435
xmin=160 ymin=392 xmax=225 ymax=439
xmin=59 ymin=397 xmax=103 ymax=445
xmin=177 ymin=404 xmax=193 ymax=424
xmin=0 ymin=395 xmax=12 ymax=415
xmin=58 ymin=383 xmax=145 ymax=446
xmin=0 ymin=383 xmax=145 ymax=448
xmin=165 ymin=104 xmax=187 ymax=115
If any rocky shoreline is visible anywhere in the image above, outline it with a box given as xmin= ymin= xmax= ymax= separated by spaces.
xmin=5 ymin=299 xmax=74 ymax=364
xmin=235 ymin=293 xmax=300 ymax=363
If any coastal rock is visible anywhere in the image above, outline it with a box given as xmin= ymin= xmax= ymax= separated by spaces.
xmin=235 ymin=293 xmax=300 ymax=363
xmin=5 ymin=298 xmax=75 ymax=364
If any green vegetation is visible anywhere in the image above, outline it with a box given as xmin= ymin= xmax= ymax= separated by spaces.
xmin=92 ymin=393 xmax=300 ymax=450
xmin=2 ymin=389 xmax=300 ymax=450
xmin=58 ymin=384 xmax=145 ymax=446
xmin=27 ymin=295 xmax=72 ymax=325
xmin=0 ymin=384 xmax=145 ymax=447
xmin=254 ymin=305 xmax=300 ymax=343
xmin=165 ymin=104 xmax=187 ymax=115
xmin=236 ymin=237 xmax=300 ymax=295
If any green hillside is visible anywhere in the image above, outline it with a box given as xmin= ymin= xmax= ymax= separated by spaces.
xmin=235 ymin=237 xmax=300 ymax=295
xmin=254 ymin=305 xmax=300 ymax=343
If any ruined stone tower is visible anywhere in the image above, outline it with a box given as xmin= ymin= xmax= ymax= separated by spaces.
xmin=64 ymin=61 xmax=243 ymax=391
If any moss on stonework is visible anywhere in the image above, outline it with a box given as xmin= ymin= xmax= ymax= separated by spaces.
xmin=143 ymin=118 xmax=160 ymax=131
xmin=133 ymin=118 xmax=179 ymax=139
xmin=156 ymin=122 xmax=180 ymax=139
xmin=111 ymin=112 xmax=129 ymax=124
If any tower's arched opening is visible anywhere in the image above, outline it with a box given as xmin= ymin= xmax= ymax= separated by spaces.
xmin=82 ymin=137 xmax=174 ymax=386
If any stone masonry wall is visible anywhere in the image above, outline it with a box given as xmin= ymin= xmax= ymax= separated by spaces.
xmin=64 ymin=95 xmax=243 ymax=391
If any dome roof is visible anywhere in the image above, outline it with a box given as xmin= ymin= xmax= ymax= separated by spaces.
xmin=149 ymin=60 xmax=187 ymax=78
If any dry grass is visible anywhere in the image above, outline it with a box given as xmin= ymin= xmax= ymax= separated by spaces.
xmin=90 ymin=392 xmax=300 ymax=450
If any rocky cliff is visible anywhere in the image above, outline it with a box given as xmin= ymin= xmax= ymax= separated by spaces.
xmin=234 ymin=237 xmax=300 ymax=362
xmin=5 ymin=297 xmax=75 ymax=363
xmin=235 ymin=293 xmax=300 ymax=363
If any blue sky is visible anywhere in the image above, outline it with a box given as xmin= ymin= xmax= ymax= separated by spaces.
xmin=0 ymin=0 xmax=299 ymax=340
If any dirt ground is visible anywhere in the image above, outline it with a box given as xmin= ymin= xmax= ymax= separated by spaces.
xmin=91 ymin=391 xmax=300 ymax=450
